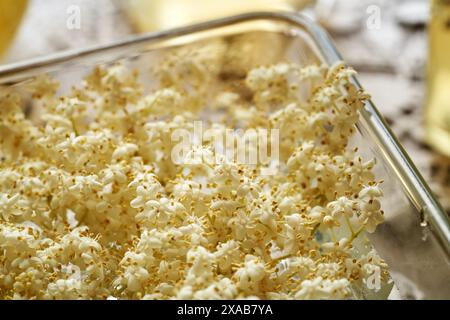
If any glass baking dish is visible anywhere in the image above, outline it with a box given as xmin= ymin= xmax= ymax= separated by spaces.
xmin=0 ymin=11 xmax=449 ymax=299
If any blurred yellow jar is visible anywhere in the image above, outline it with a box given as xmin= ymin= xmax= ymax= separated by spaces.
xmin=0 ymin=0 xmax=28 ymax=58
xmin=426 ymin=0 xmax=450 ymax=156
xmin=124 ymin=0 xmax=310 ymax=32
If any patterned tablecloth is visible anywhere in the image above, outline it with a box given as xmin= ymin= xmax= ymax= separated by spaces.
xmin=4 ymin=0 xmax=450 ymax=212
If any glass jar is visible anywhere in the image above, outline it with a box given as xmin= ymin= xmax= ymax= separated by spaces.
xmin=425 ymin=0 xmax=450 ymax=156
xmin=123 ymin=0 xmax=313 ymax=32
xmin=0 ymin=0 xmax=28 ymax=59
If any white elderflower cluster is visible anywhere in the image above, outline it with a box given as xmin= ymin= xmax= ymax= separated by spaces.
xmin=0 ymin=48 xmax=390 ymax=300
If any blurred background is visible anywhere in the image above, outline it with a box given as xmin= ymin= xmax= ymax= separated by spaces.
xmin=1 ymin=0 xmax=450 ymax=212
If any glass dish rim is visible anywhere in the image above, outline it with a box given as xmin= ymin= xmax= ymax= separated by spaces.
xmin=0 ymin=11 xmax=449 ymax=256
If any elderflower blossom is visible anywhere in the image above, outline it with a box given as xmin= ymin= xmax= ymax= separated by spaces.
xmin=0 ymin=46 xmax=391 ymax=300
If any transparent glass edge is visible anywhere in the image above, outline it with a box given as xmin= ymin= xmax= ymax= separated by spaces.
xmin=293 ymin=13 xmax=450 ymax=256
